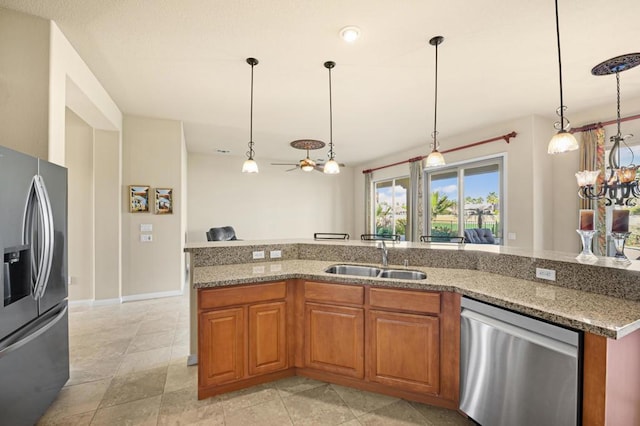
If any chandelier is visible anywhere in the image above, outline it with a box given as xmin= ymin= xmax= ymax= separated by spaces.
xmin=575 ymin=53 xmax=640 ymax=206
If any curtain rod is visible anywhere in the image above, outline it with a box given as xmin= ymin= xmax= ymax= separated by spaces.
xmin=362 ymin=131 xmax=517 ymax=174
xmin=571 ymin=113 xmax=640 ymax=133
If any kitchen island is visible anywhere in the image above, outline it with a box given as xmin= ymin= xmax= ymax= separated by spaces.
xmin=186 ymin=239 xmax=640 ymax=425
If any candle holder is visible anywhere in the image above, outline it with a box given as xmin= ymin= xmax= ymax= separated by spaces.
xmin=576 ymin=230 xmax=597 ymax=261
xmin=610 ymin=232 xmax=631 ymax=262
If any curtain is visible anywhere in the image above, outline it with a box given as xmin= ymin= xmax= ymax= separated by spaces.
xmin=409 ymin=159 xmax=424 ymax=241
xmin=364 ymin=172 xmax=372 ymax=235
xmin=579 ymin=127 xmax=606 ymax=255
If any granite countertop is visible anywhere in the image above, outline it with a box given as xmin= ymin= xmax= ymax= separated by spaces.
xmin=192 ymin=259 xmax=640 ymax=340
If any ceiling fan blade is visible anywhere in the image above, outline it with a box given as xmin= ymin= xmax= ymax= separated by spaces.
xmin=271 ymin=162 xmax=298 ymax=166
xmin=286 ymin=166 xmax=299 ymax=172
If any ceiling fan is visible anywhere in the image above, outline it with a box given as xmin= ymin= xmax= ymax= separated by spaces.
xmin=272 ymin=140 xmax=344 ymax=172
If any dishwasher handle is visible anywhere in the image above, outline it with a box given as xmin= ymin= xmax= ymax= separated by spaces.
xmin=461 ymin=308 xmax=578 ymax=358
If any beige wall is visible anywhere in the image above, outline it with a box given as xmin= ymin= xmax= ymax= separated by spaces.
xmin=187 ymin=154 xmax=355 ymax=242
xmin=65 ymin=109 xmax=95 ymax=300
xmin=0 ymin=8 xmax=49 ymax=159
xmin=122 ymin=115 xmax=185 ymax=298
xmin=94 ymin=129 xmax=122 ymax=300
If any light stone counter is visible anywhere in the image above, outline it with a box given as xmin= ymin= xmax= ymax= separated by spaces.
xmin=187 ymin=240 xmax=640 ymax=340
xmin=192 ymin=259 xmax=640 ymax=340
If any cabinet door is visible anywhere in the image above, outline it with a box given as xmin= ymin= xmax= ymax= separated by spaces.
xmin=369 ymin=310 xmax=440 ymax=394
xmin=304 ymin=303 xmax=364 ymax=378
xmin=248 ymin=301 xmax=287 ymax=376
xmin=199 ymin=307 xmax=244 ymax=386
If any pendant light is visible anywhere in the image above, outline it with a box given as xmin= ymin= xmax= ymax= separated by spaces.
xmin=323 ymin=61 xmax=340 ymax=174
xmin=425 ymin=36 xmax=446 ymax=168
xmin=242 ymin=57 xmax=259 ymax=173
xmin=547 ymin=0 xmax=579 ymax=154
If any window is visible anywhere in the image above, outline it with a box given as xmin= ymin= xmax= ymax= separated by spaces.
xmin=604 ymin=142 xmax=640 ymax=259
xmin=425 ymin=157 xmax=504 ymax=244
xmin=374 ymin=177 xmax=409 ymax=240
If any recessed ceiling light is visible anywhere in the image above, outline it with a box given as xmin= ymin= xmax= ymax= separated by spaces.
xmin=340 ymin=26 xmax=360 ymax=43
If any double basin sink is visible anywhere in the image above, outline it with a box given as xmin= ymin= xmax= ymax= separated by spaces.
xmin=324 ymin=264 xmax=427 ymax=280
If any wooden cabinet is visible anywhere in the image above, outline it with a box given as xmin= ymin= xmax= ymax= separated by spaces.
xmin=304 ymin=302 xmax=365 ymax=378
xmin=368 ymin=310 xmax=440 ymax=394
xmin=248 ymin=301 xmax=287 ymax=376
xmin=200 ymin=307 xmax=244 ymax=387
xmin=302 ymin=281 xmax=365 ymax=378
xmin=368 ymin=287 xmax=443 ymax=395
xmin=199 ymin=279 xmax=460 ymax=409
xmin=198 ymin=281 xmax=291 ymax=397
xmin=298 ymin=282 xmax=458 ymax=408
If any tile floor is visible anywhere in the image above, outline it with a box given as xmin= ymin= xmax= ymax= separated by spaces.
xmin=38 ymin=291 xmax=474 ymax=425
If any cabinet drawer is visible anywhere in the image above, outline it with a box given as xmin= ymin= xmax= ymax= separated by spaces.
xmin=304 ymin=281 xmax=364 ymax=305
xmin=199 ymin=281 xmax=287 ymax=310
xmin=369 ymin=288 xmax=440 ymax=314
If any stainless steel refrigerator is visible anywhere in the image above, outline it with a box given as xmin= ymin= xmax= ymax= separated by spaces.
xmin=0 ymin=145 xmax=69 ymax=425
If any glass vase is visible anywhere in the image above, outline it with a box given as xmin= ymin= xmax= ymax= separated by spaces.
xmin=610 ymin=232 xmax=631 ymax=262
xmin=576 ymin=230 xmax=597 ymax=261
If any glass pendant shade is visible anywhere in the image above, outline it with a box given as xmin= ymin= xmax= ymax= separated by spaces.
xmin=548 ymin=130 xmax=579 ymax=154
xmin=425 ymin=149 xmax=445 ymax=167
xmin=575 ymin=170 xmax=600 ymax=186
xmin=242 ymin=158 xmax=258 ymax=173
xmin=323 ymin=159 xmax=340 ymax=174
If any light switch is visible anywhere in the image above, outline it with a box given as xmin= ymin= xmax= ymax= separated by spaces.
xmin=140 ymin=224 xmax=153 ymax=232
xmin=140 ymin=234 xmax=153 ymax=242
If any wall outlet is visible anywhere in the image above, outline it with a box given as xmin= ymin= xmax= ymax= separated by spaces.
xmin=68 ymin=276 xmax=74 ymax=286
xmin=252 ymin=250 xmax=265 ymax=259
xmin=140 ymin=234 xmax=153 ymax=242
xmin=270 ymin=250 xmax=282 ymax=259
xmin=535 ymin=267 xmax=556 ymax=281
xmin=140 ymin=223 xmax=153 ymax=232
xmin=508 ymin=232 xmax=517 ymax=240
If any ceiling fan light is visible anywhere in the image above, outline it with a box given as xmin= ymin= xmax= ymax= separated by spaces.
xmin=323 ymin=159 xmax=340 ymax=174
xmin=300 ymin=157 xmax=316 ymax=172
xmin=548 ymin=130 xmax=579 ymax=154
xmin=242 ymin=158 xmax=259 ymax=173
xmin=425 ymin=149 xmax=445 ymax=168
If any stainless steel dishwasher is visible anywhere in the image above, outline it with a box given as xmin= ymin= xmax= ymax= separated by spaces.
xmin=460 ymin=297 xmax=581 ymax=426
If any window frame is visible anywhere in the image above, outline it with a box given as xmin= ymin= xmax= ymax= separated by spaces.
xmin=424 ymin=154 xmax=506 ymax=244
xmin=372 ymin=175 xmax=410 ymax=240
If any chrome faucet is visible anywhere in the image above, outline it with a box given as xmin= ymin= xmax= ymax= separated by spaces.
xmin=377 ymin=241 xmax=388 ymax=267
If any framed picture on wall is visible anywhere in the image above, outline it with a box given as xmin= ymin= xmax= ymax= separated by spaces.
xmin=155 ymin=188 xmax=173 ymax=214
xmin=129 ymin=185 xmax=150 ymax=213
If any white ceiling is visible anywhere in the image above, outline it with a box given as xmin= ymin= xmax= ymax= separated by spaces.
xmin=2 ymin=0 xmax=640 ymax=166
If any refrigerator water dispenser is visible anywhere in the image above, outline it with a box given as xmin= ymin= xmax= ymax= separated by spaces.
xmin=3 ymin=245 xmax=31 ymax=306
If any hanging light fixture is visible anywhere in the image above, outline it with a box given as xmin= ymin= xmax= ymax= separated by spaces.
xmin=242 ymin=57 xmax=259 ymax=173
xmin=547 ymin=0 xmax=579 ymax=154
xmin=324 ymin=61 xmax=340 ymax=174
xmin=425 ymin=36 xmax=446 ymax=167
xmin=575 ymin=53 xmax=640 ymax=206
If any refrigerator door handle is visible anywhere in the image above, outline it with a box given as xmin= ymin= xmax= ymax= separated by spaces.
xmin=22 ymin=175 xmax=55 ymax=300
xmin=0 ymin=303 xmax=67 ymax=359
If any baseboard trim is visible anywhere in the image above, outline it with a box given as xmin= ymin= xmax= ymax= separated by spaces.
xmin=69 ymin=298 xmax=122 ymax=307
xmin=187 ymin=354 xmax=198 ymax=366
xmin=91 ymin=297 xmax=122 ymax=306
xmin=121 ymin=289 xmax=184 ymax=303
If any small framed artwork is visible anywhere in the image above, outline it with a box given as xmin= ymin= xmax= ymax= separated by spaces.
xmin=129 ymin=185 xmax=150 ymax=213
xmin=155 ymin=188 xmax=173 ymax=214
